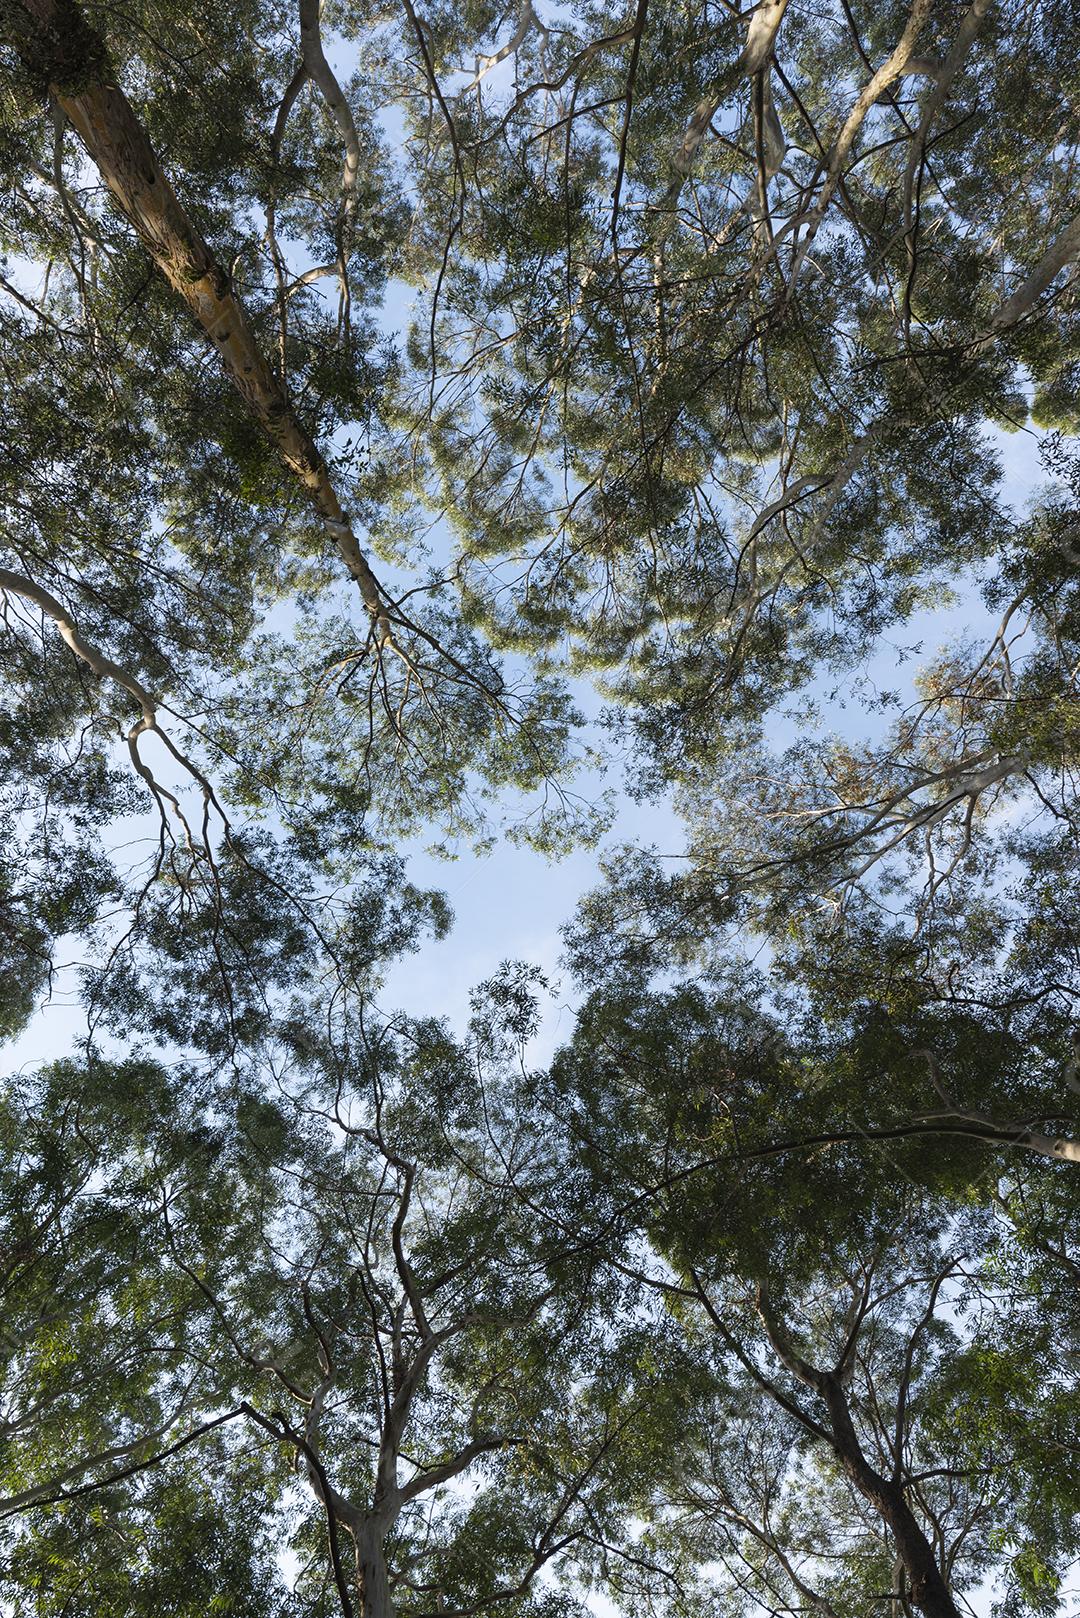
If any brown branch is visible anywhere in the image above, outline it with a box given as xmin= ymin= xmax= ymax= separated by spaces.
xmin=9 ymin=0 xmax=392 ymax=642
xmin=610 ymin=0 xmax=648 ymax=245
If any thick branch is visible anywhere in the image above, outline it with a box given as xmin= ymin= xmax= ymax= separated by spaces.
xmin=9 ymin=0 xmax=391 ymax=641
xmin=983 ymin=211 xmax=1080 ymax=339
xmin=399 ymin=1433 xmax=509 ymax=1503
xmin=788 ymin=0 xmax=935 ymax=287
xmin=754 ymin=1285 xmax=962 ymax=1618
xmin=298 ymin=0 xmax=360 ymax=224
xmin=902 ymin=0 xmax=992 ymax=235
xmin=462 ymin=0 xmax=546 ymax=90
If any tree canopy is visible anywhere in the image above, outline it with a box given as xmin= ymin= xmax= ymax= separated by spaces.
xmin=0 ymin=1 xmax=1078 ymax=1615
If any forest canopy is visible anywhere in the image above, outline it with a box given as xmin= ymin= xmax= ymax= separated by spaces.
xmin=0 ymin=0 xmax=1078 ymax=1615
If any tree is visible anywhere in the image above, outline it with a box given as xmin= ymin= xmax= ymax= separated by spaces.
xmin=0 ymin=1 xmax=1078 ymax=1615
xmin=0 ymin=978 xmax=658 ymax=1618
xmin=387 ymin=0 xmax=1078 ymax=771
xmin=544 ymin=970 xmax=1080 ymax=1615
xmin=1 ymin=0 xmax=595 ymax=954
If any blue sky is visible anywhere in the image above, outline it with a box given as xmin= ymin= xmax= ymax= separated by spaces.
xmin=0 ymin=413 xmax=1051 ymax=1074
xmin=379 ymin=413 xmax=1052 ymax=1052
xmin=1 ymin=32 xmax=1075 ymax=1617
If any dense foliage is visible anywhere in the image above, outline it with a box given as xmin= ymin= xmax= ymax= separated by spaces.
xmin=0 ymin=1 xmax=1078 ymax=1615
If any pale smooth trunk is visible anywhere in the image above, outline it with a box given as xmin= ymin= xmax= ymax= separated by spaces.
xmin=353 ymin=1522 xmax=395 ymax=1618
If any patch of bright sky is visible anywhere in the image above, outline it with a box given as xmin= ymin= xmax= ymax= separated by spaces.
xmin=0 ymin=33 xmax=1060 ymax=1076
xmin=377 ymin=414 xmax=1053 ymax=1062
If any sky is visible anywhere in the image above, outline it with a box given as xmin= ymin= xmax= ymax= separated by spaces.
xmin=0 ymin=0 xmax=1057 ymax=1085
xmin=1 ymin=31 xmax=1075 ymax=1613
xmin=0 ymin=413 xmax=1052 ymax=1071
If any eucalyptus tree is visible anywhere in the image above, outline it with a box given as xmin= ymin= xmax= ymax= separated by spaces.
xmin=3 ymin=0 xmax=1078 ymax=985
xmin=544 ymin=968 xmax=1080 ymax=1616
xmin=0 ymin=971 xmax=662 ymax=1618
xmin=4 ymin=903 xmax=1078 ymax=1616
xmin=376 ymin=0 xmax=1080 ymax=942
xmin=637 ymin=1236 xmax=1080 ymax=1618
xmin=0 ymin=3 xmax=1078 ymax=1615
xmin=376 ymin=0 xmax=1080 ymax=989
xmin=0 ymin=0 xmax=595 ymax=959
xmin=0 ymin=0 xmax=604 ymax=1041
xmin=387 ymin=0 xmax=1077 ymax=715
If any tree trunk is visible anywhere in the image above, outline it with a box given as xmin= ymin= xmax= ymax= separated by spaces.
xmin=5 ymin=0 xmax=391 ymax=640
xmin=821 ymin=1378 xmax=961 ymax=1618
xmin=353 ymin=1520 xmax=395 ymax=1618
